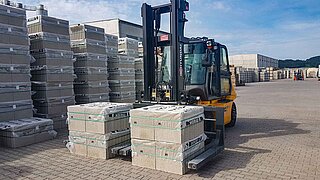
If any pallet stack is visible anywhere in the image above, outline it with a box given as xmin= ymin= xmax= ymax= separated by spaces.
xmin=0 ymin=4 xmax=33 ymax=122
xmin=108 ymin=37 xmax=138 ymax=103
xmin=0 ymin=4 xmax=56 ymax=147
xmin=105 ymin=34 xmax=118 ymax=59
xmin=70 ymin=24 xmax=109 ymax=104
xmin=237 ymin=67 xmax=254 ymax=83
xmin=28 ymin=15 xmax=75 ymax=130
xmin=130 ymin=105 xmax=206 ymax=175
xmin=134 ymin=58 xmax=144 ymax=99
xmin=253 ymin=68 xmax=260 ymax=82
xmin=66 ymin=102 xmax=132 ymax=159
xmin=284 ymin=69 xmax=291 ymax=79
xmin=259 ymin=69 xmax=270 ymax=82
xmin=108 ymin=55 xmax=136 ymax=103
xmin=266 ymin=67 xmax=274 ymax=80
xmin=138 ymin=42 xmax=143 ymax=58
xmin=118 ymin=37 xmax=139 ymax=58
xmin=0 ymin=117 xmax=57 ymax=148
xmin=135 ymin=41 xmax=144 ymax=100
xmin=229 ymin=65 xmax=236 ymax=87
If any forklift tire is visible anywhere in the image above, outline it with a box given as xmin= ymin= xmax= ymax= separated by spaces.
xmin=227 ymin=103 xmax=237 ymax=127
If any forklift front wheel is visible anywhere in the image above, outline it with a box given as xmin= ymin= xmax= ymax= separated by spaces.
xmin=227 ymin=103 xmax=237 ymax=127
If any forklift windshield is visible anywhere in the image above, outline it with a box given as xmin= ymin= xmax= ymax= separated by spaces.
xmin=184 ymin=43 xmax=207 ymax=85
xmin=157 ymin=43 xmax=206 ymax=86
xmin=158 ymin=46 xmax=171 ymax=83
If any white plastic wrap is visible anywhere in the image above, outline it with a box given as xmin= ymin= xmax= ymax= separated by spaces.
xmin=131 ymin=105 xmax=204 ymax=122
xmin=74 ymin=67 xmax=108 ymax=75
xmin=73 ymin=53 xmax=108 ymax=61
xmin=0 ymin=117 xmax=54 ymax=137
xmin=71 ymin=38 xmax=106 ymax=47
xmin=132 ymin=133 xmax=206 ymax=162
xmin=0 ymin=82 xmax=31 ymax=93
xmin=29 ymin=32 xmax=70 ymax=43
xmin=0 ymin=23 xmax=28 ymax=36
xmin=30 ymin=48 xmax=74 ymax=59
xmin=31 ymin=65 xmax=74 ymax=74
xmin=0 ymin=43 xmax=29 ymax=55
xmin=0 ymin=4 xmax=26 ymax=18
xmin=27 ymin=15 xmax=69 ymax=27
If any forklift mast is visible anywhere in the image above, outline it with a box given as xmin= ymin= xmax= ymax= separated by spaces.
xmin=141 ymin=0 xmax=189 ymax=102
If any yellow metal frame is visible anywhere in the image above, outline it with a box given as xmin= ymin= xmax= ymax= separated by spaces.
xmin=198 ymin=85 xmax=237 ymax=125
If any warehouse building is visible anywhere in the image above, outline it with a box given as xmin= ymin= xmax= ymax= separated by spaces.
xmin=229 ymin=54 xmax=279 ymax=68
xmin=85 ymin=18 xmax=167 ymax=41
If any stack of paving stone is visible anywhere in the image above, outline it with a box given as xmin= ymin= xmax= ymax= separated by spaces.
xmin=0 ymin=3 xmax=56 ymax=148
xmin=259 ymin=69 xmax=270 ymax=82
xmin=229 ymin=65 xmax=236 ymax=87
xmin=266 ymin=67 xmax=275 ymax=80
xmin=118 ymin=37 xmax=139 ymax=58
xmin=108 ymin=54 xmax=136 ymax=103
xmin=134 ymin=58 xmax=144 ymax=100
xmin=0 ymin=4 xmax=33 ymax=122
xmin=70 ymin=24 xmax=109 ymax=104
xmin=107 ymin=37 xmax=138 ymax=103
xmin=0 ymin=117 xmax=57 ymax=148
xmin=138 ymin=42 xmax=143 ymax=58
xmin=130 ymin=105 xmax=206 ymax=175
xmin=66 ymin=102 xmax=132 ymax=159
xmin=105 ymin=34 xmax=118 ymax=59
xmin=28 ymin=15 xmax=75 ymax=130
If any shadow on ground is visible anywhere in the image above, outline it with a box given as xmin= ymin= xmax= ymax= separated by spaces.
xmin=194 ymin=117 xmax=310 ymax=178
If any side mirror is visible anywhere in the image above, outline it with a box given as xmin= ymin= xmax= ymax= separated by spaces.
xmin=202 ymin=49 xmax=212 ymax=67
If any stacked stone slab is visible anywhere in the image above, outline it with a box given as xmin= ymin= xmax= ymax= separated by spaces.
xmin=70 ymin=24 xmax=109 ymax=104
xmin=0 ymin=4 xmax=33 ymax=122
xmin=130 ymin=105 xmax=206 ymax=175
xmin=107 ymin=37 xmax=138 ymax=103
xmin=108 ymin=55 xmax=136 ymax=103
xmin=0 ymin=117 xmax=57 ymax=148
xmin=229 ymin=65 xmax=236 ymax=87
xmin=28 ymin=15 xmax=75 ymax=130
xmin=266 ymin=67 xmax=275 ymax=80
xmin=259 ymin=69 xmax=270 ymax=82
xmin=118 ymin=37 xmax=139 ymax=58
xmin=134 ymin=58 xmax=144 ymax=99
xmin=105 ymin=34 xmax=118 ymax=59
xmin=138 ymin=41 xmax=143 ymax=58
xmin=67 ymin=102 xmax=132 ymax=159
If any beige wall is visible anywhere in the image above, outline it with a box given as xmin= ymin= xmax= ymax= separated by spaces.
xmin=86 ymin=19 xmax=120 ymax=37
xmin=229 ymin=54 xmax=278 ymax=68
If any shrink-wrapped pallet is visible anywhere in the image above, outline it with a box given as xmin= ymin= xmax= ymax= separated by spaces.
xmin=0 ymin=117 xmax=57 ymax=148
xmin=68 ymin=130 xmax=130 ymax=159
xmin=28 ymin=15 xmax=75 ymax=131
xmin=130 ymin=105 xmax=205 ymax=142
xmin=118 ymin=37 xmax=139 ymax=57
xmin=130 ymin=105 xmax=206 ymax=175
xmin=67 ymin=102 xmax=132 ymax=134
xmin=0 ymin=4 xmax=34 ymax=122
xmin=70 ymin=24 xmax=109 ymax=104
xmin=67 ymin=102 xmax=133 ymax=159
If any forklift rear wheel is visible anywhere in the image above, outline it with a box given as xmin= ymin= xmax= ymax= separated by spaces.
xmin=227 ymin=103 xmax=237 ymax=127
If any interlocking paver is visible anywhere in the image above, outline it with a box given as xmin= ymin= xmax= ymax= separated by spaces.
xmin=0 ymin=79 xmax=319 ymax=180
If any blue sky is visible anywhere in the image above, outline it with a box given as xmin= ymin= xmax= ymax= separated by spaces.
xmin=22 ymin=0 xmax=320 ymax=59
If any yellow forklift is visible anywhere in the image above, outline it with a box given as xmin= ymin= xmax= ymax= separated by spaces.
xmin=113 ymin=0 xmax=237 ymax=170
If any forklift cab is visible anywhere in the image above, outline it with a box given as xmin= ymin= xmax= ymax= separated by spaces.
xmin=156 ymin=38 xmax=233 ymax=103
xmin=185 ymin=39 xmax=232 ymax=101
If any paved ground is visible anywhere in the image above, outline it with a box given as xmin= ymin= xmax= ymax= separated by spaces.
xmin=1 ymin=79 xmax=320 ymax=180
